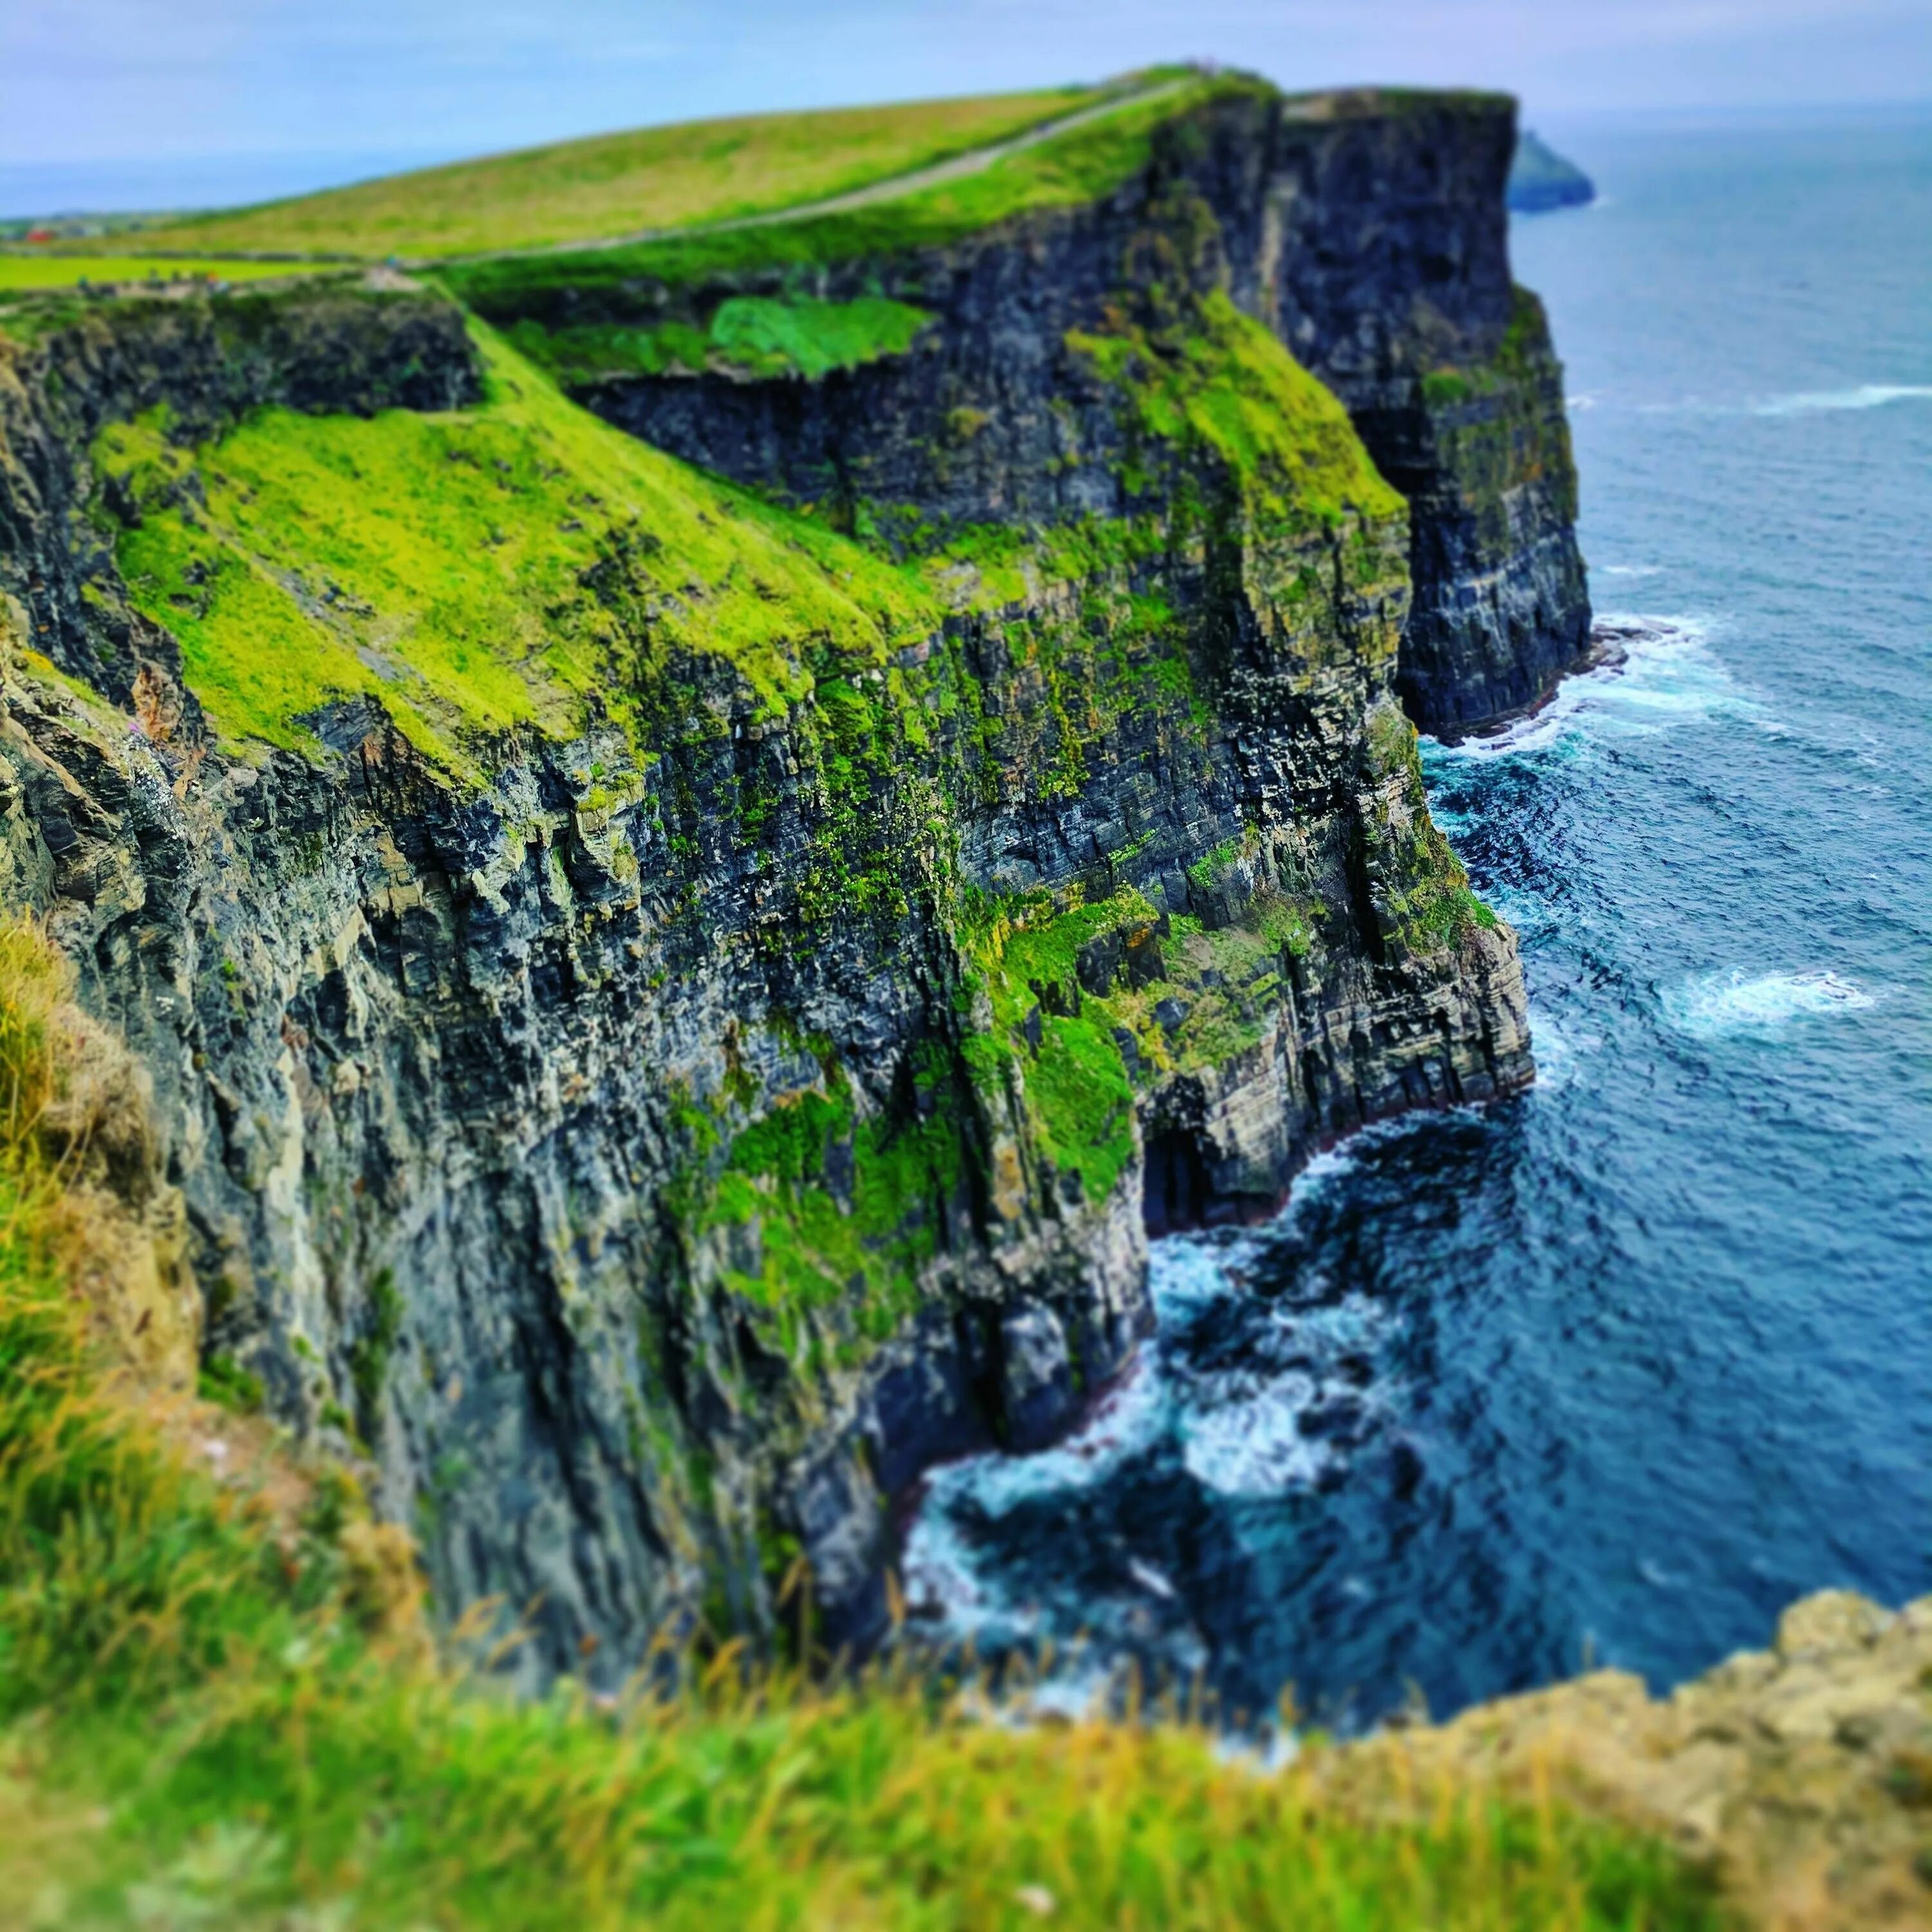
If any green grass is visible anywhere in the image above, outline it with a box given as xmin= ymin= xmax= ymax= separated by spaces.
xmin=692 ymin=1053 xmax=964 ymax=1363
xmin=963 ymin=889 xmax=1158 ymax=1208
xmin=118 ymin=88 xmax=1110 ymax=263
xmin=708 ymin=294 xmax=934 ymax=378
xmin=1068 ymin=288 xmax=1405 ymax=529
xmin=444 ymin=74 xmax=1246 ymax=311
xmin=509 ymin=293 xmax=934 ymax=383
xmin=1364 ymin=700 xmax=1499 ymax=951
xmin=0 ymin=256 xmax=328 ymax=291
xmin=100 ymin=325 xmax=938 ymax=769
xmin=9 ymin=1673 xmax=1727 ymax=1931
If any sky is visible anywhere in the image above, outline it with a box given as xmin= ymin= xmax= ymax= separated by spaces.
xmin=3 ymin=0 xmax=1930 ymax=215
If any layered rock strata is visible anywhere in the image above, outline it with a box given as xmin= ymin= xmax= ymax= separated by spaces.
xmin=477 ymin=86 xmax=1589 ymax=737
xmin=0 ymin=98 xmax=1543 ymax=1683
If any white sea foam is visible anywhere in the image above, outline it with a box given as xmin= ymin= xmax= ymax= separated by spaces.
xmin=1280 ymin=1130 xmax=1379 ymax=1222
xmin=1180 ymin=1381 xmax=1329 ymax=1497
xmin=1596 ymin=564 xmax=1663 ymax=578
xmin=1754 ymin=383 xmax=1932 ymax=418
xmin=1128 ymin=1557 xmax=1179 ymax=1601
xmin=1426 ymin=615 xmax=1757 ymax=764
xmin=902 ymin=1117 xmax=1415 ymax=1669
xmin=1521 ymin=1004 xmax=1599 ymax=1092
xmin=898 ymin=1351 xmax=1176 ymax=1650
xmin=1483 ymin=880 xmax=1557 ymax=935
xmin=933 ymin=1359 xmax=1170 ymax=1524
xmin=1662 ymin=968 xmax=1876 ymax=1037
xmin=1147 ymin=1229 xmax=1261 ymax=1319
xmin=1625 ymin=384 xmax=1932 ymax=419
xmin=899 ymin=1507 xmax=1023 ymax=1644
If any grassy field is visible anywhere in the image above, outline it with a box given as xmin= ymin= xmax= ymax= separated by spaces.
xmin=0 ymin=903 xmax=1722 ymax=1932
xmin=450 ymin=73 xmax=1241 ymax=308
xmin=0 ymin=255 xmax=328 ymax=291
xmin=117 ymin=86 xmax=1115 ymax=263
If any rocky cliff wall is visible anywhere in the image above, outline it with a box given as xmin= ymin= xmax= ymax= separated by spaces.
xmin=0 ymin=143 xmax=1530 ymax=1684
xmin=478 ymin=84 xmax=1588 ymax=737
xmin=1222 ymin=95 xmax=1594 ymax=732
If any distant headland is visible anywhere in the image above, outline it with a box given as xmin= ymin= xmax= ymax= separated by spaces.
xmin=1508 ymin=129 xmax=1595 ymax=212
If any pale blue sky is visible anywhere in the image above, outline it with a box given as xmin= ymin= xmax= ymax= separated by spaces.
xmin=4 ymin=0 xmax=1929 ymax=214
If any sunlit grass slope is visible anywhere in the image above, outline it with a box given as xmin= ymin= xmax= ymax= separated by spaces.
xmin=100 ymin=325 xmax=937 ymax=770
xmin=0 ymin=915 xmax=1721 ymax=1932
xmin=0 ymin=256 xmax=329 ymax=292
xmin=97 ymin=282 xmax=1405 ymax=779
xmin=118 ymin=86 xmax=1109 ymax=262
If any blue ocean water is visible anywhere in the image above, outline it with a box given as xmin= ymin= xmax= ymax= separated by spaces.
xmin=903 ymin=111 xmax=1932 ymax=1729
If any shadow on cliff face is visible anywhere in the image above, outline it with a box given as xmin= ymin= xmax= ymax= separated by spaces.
xmin=1142 ymin=1127 xmax=1293 ymax=1237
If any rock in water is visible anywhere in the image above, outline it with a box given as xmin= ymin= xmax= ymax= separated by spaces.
xmin=1508 ymin=130 xmax=1596 ymax=213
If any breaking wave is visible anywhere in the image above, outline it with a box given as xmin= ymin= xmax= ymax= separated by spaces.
xmin=900 ymin=1139 xmax=1402 ymax=1695
xmin=1661 ymin=969 xmax=1877 ymax=1037
xmin=1424 ymin=615 xmax=1751 ymax=762
xmin=1754 ymin=383 xmax=1932 ymax=417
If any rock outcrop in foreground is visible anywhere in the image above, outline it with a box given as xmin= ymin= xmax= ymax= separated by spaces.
xmin=1337 ymin=1591 xmax=1932 ymax=1929
xmin=0 ymin=76 xmax=1574 ymax=1685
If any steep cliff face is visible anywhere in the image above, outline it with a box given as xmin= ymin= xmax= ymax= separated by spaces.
xmin=471 ymin=84 xmax=1588 ymax=737
xmin=1224 ymin=95 xmax=1594 ymax=734
xmin=0 ymin=92 xmax=1542 ymax=1683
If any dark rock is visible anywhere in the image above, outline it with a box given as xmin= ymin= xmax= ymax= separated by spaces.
xmin=1508 ymin=131 xmax=1596 ymax=214
xmin=998 ymin=1303 xmax=1076 ymax=1454
xmin=1076 ymin=927 xmax=1124 ymax=996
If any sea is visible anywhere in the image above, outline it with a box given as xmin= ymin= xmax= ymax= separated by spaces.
xmin=902 ymin=108 xmax=1932 ymax=1730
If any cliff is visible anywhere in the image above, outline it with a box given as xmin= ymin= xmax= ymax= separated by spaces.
xmin=0 ymin=79 xmax=1556 ymax=1683
xmin=455 ymin=82 xmax=1591 ymax=737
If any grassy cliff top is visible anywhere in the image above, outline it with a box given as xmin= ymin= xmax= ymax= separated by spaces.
xmin=105 ymin=84 xmax=1129 ymax=263
xmin=444 ymin=73 xmax=1253 ymax=305
xmin=10 ymin=72 xmax=1506 ymax=294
